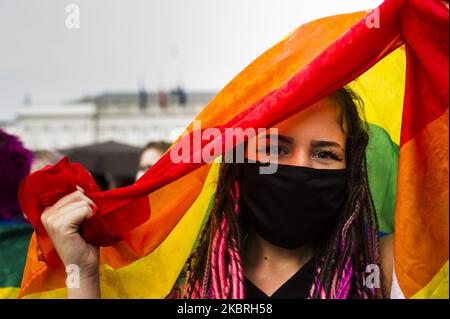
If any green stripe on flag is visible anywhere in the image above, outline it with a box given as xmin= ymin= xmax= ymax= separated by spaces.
xmin=366 ymin=123 xmax=399 ymax=234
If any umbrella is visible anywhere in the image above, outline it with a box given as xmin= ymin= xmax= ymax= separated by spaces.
xmin=60 ymin=141 xmax=141 ymax=181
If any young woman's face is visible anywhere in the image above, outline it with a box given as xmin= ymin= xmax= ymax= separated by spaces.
xmin=246 ymin=97 xmax=347 ymax=169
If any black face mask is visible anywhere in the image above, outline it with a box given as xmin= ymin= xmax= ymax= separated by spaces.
xmin=237 ymin=161 xmax=348 ymax=250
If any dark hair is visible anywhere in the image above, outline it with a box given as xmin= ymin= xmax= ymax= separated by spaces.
xmin=183 ymin=87 xmax=386 ymax=299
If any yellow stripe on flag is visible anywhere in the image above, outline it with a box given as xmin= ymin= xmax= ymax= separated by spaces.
xmin=411 ymin=261 xmax=449 ymax=299
xmin=0 ymin=287 xmax=21 ymax=299
xmin=349 ymin=46 xmax=406 ymax=145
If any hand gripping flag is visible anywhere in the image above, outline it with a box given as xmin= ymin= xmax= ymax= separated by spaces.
xmin=15 ymin=0 xmax=448 ymax=299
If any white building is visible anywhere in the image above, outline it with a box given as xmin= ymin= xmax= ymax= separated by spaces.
xmin=1 ymin=90 xmax=216 ymax=150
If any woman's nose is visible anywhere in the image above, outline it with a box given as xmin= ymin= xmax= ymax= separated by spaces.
xmin=283 ymin=149 xmax=312 ymax=167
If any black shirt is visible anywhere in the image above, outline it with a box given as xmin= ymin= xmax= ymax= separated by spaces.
xmin=244 ymin=257 xmax=316 ymax=299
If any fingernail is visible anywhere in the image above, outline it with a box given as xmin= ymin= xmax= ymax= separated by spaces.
xmin=76 ymin=186 xmax=85 ymax=193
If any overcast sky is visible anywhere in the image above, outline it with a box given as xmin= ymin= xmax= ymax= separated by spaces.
xmin=0 ymin=0 xmax=383 ymax=120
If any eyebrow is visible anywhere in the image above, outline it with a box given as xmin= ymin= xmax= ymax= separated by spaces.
xmin=310 ymin=140 xmax=344 ymax=150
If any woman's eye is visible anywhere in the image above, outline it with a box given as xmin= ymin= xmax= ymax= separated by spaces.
xmin=312 ymin=150 xmax=342 ymax=161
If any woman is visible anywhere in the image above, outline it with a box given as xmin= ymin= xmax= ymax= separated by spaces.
xmin=40 ymin=86 xmax=394 ymax=299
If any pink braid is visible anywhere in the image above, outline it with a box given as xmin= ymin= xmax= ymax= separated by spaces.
xmin=335 ymin=255 xmax=353 ymax=299
xmin=218 ymin=219 xmax=230 ymax=298
xmin=210 ymin=226 xmax=222 ymax=298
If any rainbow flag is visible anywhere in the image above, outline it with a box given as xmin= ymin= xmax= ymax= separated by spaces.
xmin=14 ymin=0 xmax=448 ymax=299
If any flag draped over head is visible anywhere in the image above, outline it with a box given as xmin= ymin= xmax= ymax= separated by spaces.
xmin=16 ymin=0 xmax=448 ymax=299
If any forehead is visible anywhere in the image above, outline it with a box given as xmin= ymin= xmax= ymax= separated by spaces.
xmin=271 ymin=97 xmax=344 ymax=141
